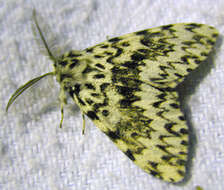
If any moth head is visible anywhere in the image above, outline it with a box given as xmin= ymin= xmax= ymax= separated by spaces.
xmin=53 ymin=51 xmax=89 ymax=87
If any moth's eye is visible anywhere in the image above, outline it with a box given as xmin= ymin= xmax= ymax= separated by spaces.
xmin=58 ymin=60 xmax=69 ymax=67
xmin=59 ymin=73 xmax=73 ymax=82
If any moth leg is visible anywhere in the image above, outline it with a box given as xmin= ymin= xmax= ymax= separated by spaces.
xmin=59 ymin=105 xmax=64 ymax=128
xmin=59 ymin=87 xmax=67 ymax=128
xmin=82 ymin=113 xmax=86 ymax=135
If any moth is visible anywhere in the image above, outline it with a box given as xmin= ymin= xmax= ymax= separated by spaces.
xmin=6 ymin=11 xmax=218 ymax=183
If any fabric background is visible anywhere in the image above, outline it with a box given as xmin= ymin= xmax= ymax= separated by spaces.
xmin=1 ymin=0 xmax=224 ymax=190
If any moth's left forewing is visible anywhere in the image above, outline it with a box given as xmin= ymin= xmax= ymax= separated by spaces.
xmin=84 ymin=23 xmax=218 ymax=87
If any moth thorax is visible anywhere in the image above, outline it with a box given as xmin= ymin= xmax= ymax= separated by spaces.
xmin=55 ymin=58 xmax=89 ymax=86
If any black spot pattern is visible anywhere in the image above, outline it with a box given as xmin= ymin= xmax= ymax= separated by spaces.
xmin=102 ymin=110 xmax=109 ymax=116
xmin=108 ymin=37 xmax=122 ymax=43
xmin=106 ymin=130 xmax=120 ymax=141
xmin=95 ymin=63 xmax=105 ymax=69
xmin=86 ymin=111 xmax=99 ymax=120
xmin=125 ymin=149 xmax=135 ymax=161
xmin=85 ymin=83 xmax=95 ymax=90
xmin=93 ymin=74 xmax=105 ymax=79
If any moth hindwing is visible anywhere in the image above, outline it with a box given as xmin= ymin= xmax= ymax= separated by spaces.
xmin=7 ymin=12 xmax=218 ymax=184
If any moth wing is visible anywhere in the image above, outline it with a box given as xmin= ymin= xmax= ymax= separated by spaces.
xmin=84 ymin=23 xmax=218 ymax=88
xmin=67 ymin=23 xmax=218 ymax=182
xmin=90 ymin=83 xmax=188 ymax=183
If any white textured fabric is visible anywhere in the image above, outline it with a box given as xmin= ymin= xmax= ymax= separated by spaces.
xmin=1 ymin=0 xmax=224 ymax=189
